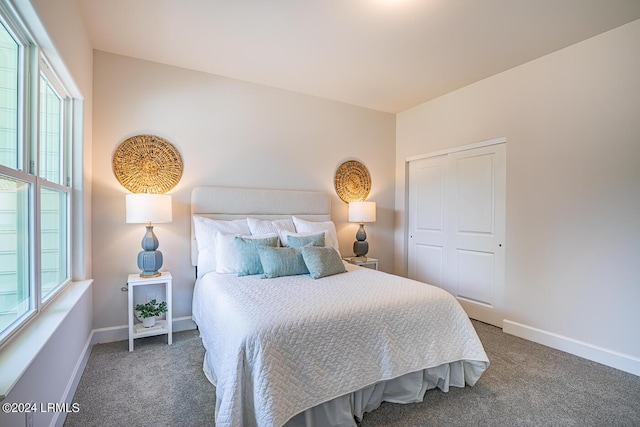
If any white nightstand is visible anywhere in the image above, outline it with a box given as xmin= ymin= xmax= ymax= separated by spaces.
xmin=127 ymin=271 xmax=172 ymax=352
xmin=343 ymin=257 xmax=379 ymax=270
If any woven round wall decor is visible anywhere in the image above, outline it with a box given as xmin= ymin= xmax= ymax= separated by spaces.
xmin=334 ymin=160 xmax=371 ymax=203
xmin=112 ymin=134 xmax=183 ymax=194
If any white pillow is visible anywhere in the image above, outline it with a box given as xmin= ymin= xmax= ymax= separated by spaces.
xmin=292 ymin=216 xmax=340 ymax=254
xmin=196 ymin=248 xmax=216 ymax=279
xmin=247 ymin=218 xmax=296 ymax=236
xmin=215 ymin=232 xmax=279 ymax=274
xmin=215 ymin=233 xmax=240 ymax=274
xmin=192 ymin=217 xmax=250 ymax=276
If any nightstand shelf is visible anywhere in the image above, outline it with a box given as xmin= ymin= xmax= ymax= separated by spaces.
xmin=343 ymin=257 xmax=379 ymax=270
xmin=127 ymin=272 xmax=172 ymax=352
xmin=133 ymin=319 xmax=169 ymax=337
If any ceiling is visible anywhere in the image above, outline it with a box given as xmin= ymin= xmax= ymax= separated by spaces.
xmin=77 ymin=0 xmax=640 ymax=113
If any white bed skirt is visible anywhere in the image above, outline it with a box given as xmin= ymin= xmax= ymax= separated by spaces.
xmin=203 ymin=350 xmax=486 ymax=427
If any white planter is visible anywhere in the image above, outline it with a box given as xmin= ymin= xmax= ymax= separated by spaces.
xmin=142 ymin=316 xmax=156 ymax=328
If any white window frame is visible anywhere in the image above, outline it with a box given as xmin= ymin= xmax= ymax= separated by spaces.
xmin=0 ymin=3 xmax=73 ymax=345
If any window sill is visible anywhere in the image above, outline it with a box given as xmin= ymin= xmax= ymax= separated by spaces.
xmin=0 ymin=279 xmax=92 ymax=401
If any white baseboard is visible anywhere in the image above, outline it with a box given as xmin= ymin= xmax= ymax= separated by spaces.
xmin=503 ymin=319 xmax=640 ymax=377
xmin=91 ymin=316 xmax=197 ymax=345
xmin=91 ymin=324 xmax=127 ymax=344
xmin=172 ymin=316 xmax=198 ymax=333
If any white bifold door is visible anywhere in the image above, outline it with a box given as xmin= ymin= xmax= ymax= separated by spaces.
xmin=408 ymin=142 xmax=505 ymax=327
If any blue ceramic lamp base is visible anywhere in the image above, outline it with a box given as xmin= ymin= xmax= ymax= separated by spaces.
xmin=353 ymin=223 xmax=369 ymax=258
xmin=138 ymin=251 xmax=163 ymax=278
xmin=137 ymin=224 xmax=163 ymax=277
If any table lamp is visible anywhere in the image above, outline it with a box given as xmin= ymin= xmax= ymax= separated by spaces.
xmin=348 ymin=201 xmax=376 ymax=259
xmin=126 ymin=193 xmax=172 ymax=277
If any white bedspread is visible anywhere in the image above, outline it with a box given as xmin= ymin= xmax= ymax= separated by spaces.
xmin=192 ymin=263 xmax=489 ymax=427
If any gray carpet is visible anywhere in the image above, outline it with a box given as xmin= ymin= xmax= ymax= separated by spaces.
xmin=64 ymin=321 xmax=640 ymax=427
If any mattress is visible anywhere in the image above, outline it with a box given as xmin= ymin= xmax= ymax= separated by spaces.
xmin=192 ymin=263 xmax=489 ymax=427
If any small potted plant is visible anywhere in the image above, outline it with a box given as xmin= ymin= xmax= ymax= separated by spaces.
xmin=135 ymin=299 xmax=168 ymax=328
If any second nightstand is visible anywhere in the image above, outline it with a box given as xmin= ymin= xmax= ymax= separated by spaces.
xmin=343 ymin=257 xmax=379 ymax=270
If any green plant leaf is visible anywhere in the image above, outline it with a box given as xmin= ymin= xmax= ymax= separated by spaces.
xmin=134 ymin=299 xmax=168 ymax=318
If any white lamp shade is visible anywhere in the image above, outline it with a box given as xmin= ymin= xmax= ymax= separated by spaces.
xmin=126 ymin=193 xmax=173 ymax=224
xmin=349 ymin=201 xmax=376 ymax=223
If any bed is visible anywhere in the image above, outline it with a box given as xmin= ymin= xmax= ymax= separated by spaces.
xmin=190 ymin=186 xmax=489 ymax=427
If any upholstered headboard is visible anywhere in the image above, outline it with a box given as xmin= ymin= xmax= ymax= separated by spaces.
xmin=190 ymin=186 xmax=331 ymax=266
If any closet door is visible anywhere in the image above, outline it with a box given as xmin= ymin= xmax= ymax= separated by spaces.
xmin=408 ymin=142 xmax=505 ymax=327
xmin=407 ymin=154 xmax=448 ymax=290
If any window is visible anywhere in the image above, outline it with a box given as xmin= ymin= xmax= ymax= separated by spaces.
xmin=0 ymin=9 xmax=72 ymax=343
xmin=0 ymin=176 xmax=30 ymax=334
xmin=0 ymin=19 xmax=18 ymax=169
xmin=39 ymin=74 xmax=63 ymax=184
xmin=40 ymin=187 xmax=68 ymax=301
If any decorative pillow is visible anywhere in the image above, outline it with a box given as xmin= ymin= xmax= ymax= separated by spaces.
xmin=292 ymin=216 xmax=340 ymax=254
xmin=300 ymin=246 xmax=346 ymax=279
xmin=287 ymin=232 xmax=325 ymax=248
xmin=247 ymin=217 xmax=296 ymax=237
xmin=193 ymin=217 xmax=250 ymax=276
xmin=215 ymin=233 xmax=278 ymax=274
xmin=235 ymin=234 xmax=279 ymax=276
xmin=258 ymin=246 xmax=309 ymax=279
xmin=279 ymin=230 xmax=315 ymax=247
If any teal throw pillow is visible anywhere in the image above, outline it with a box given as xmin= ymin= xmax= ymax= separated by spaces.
xmin=300 ymin=246 xmax=346 ymax=279
xmin=258 ymin=246 xmax=309 ymax=279
xmin=287 ymin=232 xmax=325 ymax=248
xmin=235 ymin=235 xmax=278 ymax=276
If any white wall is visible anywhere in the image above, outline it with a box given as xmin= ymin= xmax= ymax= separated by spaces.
xmin=395 ymin=20 xmax=640 ymax=373
xmin=92 ymin=51 xmax=396 ymax=332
